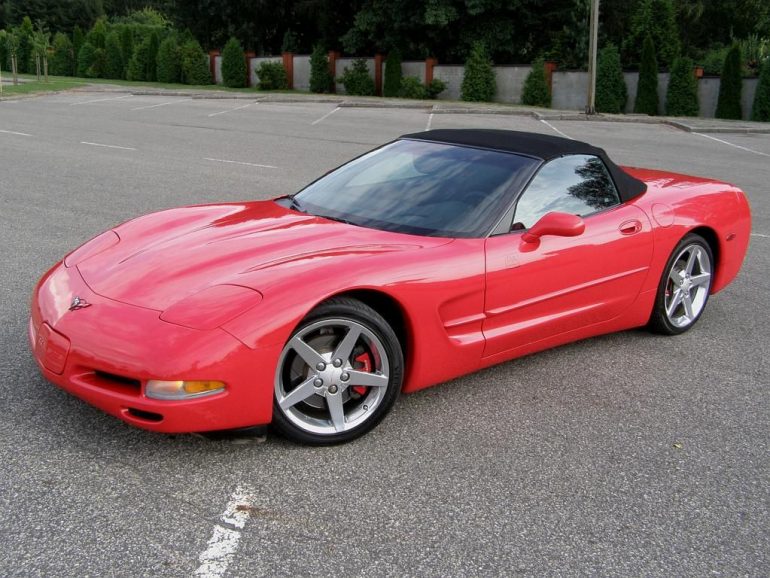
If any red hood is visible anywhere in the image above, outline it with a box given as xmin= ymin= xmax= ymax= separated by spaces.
xmin=77 ymin=200 xmax=446 ymax=311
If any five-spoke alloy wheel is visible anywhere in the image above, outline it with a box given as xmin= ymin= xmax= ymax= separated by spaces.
xmin=650 ymin=233 xmax=714 ymax=335
xmin=272 ymin=297 xmax=403 ymax=444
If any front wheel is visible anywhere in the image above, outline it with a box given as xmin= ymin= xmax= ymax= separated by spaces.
xmin=649 ymin=233 xmax=713 ymax=335
xmin=271 ymin=297 xmax=403 ymax=445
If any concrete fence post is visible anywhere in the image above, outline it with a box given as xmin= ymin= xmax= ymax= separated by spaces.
xmin=545 ymin=60 xmax=558 ymax=91
xmin=282 ymin=52 xmax=294 ymax=89
xmin=209 ymin=50 xmax=220 ymax=84
xmin=374 ymin=53 xmax=383 ymax=96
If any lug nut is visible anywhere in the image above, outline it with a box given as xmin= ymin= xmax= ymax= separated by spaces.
xmin=316 ymin=362 xmax=326 ymax=371
xmin=328 ymin=384 xmax=338 ymax=394
xmin=313 ymin=378 xmax=324 ymax=387
xmin=340 ymin=372 xmax=350 ymax=382
xmin=333 ymin=358 xmax=342 ymax=367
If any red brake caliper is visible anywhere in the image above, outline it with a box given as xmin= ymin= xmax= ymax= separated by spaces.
xmin=352 ymin=352 xmax=372 ymax=396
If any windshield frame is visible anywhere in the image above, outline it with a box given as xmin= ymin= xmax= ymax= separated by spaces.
xmin=287 ymin=138 xmax=541 ymax=239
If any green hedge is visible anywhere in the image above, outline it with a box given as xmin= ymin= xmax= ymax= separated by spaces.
xmin=666 ymin=57 xmax=699 ymax=116
xmin=716 ymin=44 xmax=743 ymax=119
xmin=309 ymin=44 xmax=333 ymax=93
xmin=461 ymin=42 xmax=496 ymax=102
xmin=256 ymin=61 xmax=287 ymax=90
xmin=521 ymin=58 xmax=551 ymax=107
xmin=50 ymin=32 xmax=74 ymax=76
xmin=384 ymin=50 xmax=402 ymax=97
xmin=596 ymin=43 xmax=627 ymax=113
xmin=751 ymin=58 xmax=770 ymax=122
xmin=156 ymin=36 xmax=181 ymax=83
xmin=339 ymin=58 xmax=374 ymax=95
xmin=634 ymin=35 xmax=658 ymax=115
xmin=221 ymin=36 xmax=246 ymax=88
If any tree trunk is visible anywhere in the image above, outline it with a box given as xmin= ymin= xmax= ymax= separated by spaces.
xmin=36 ymin=55 xmax=41 ymax=81
xmin=44 ymin=57 xmax=49 ymax=82
xmin=12 ymin=56 xmax=18 ymax=85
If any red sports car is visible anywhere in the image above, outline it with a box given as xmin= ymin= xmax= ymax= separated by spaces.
xmin=29 ymin=129 xmax=751 ymax=444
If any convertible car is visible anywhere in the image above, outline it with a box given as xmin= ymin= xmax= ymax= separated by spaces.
xmin=29 ymin=129 xmax=751 ymax=444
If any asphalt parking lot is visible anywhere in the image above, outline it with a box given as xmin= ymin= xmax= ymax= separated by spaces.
xmin=1 ymin=91 xmax=768 ymax=577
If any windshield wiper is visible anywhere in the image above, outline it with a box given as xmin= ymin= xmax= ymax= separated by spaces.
xmin=289 ymin=196 xmax=305 ymax=213
xmin=317 ymin=213 xmax=359 ymax=227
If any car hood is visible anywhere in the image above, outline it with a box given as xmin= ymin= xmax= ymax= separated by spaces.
xmin=77 ymin=200 xmax=448 ymax=311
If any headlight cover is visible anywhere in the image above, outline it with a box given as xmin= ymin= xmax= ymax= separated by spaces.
xmin=64 ymin=230 xmax=120 ymax=267
xmin=160 ymin=284 xmax=263 ymax=330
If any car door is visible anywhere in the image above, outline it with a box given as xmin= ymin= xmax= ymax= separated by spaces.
xmin=482 ymin=154 xmax=653 ymax=358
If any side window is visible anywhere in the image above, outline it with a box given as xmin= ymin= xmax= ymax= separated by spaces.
xmin=512 ymin=154 xmax=620 ymax=230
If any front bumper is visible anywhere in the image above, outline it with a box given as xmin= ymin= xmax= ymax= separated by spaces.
xmin=29 ymin=262 xmax=279 ymax=433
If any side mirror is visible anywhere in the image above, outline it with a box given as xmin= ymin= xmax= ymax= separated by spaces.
xmin=521 ymin=212 xmax=585 ymax=243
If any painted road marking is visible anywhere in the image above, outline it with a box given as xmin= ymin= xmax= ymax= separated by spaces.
xmin=194 ymin=486 xmax=256 ymax=578
xmin=540 ymin=119 xmax=572 ymax=139
xmin=425 ymin=112 xmax=434 ymax=131
xmin=693 ymin=132 xmax=770 ymax=158
xmin=131 ymin=99 xmax=191 ymax=111
xmin=311 ymin=106 xmax=340 ymax=125
xmin=751 ymin=233 xmax=769 ymax=238
xmin=204 ymin=157 xmax=277 ymax=169
xmin=70 ymin=94 xmax=133 ymax=106
xmin=0 ymin=129 xmax=32 ymax=136
xmin=208 ymin=102 xmax=255 ymax=117
xmin=80 ymin=141 xmax=136 ymax=151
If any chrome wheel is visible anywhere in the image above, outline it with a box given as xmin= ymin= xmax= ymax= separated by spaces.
xmin=275 ymin=318 xmax=391 ymax=436
xmin=664 ymin=243 xmax=712 ymax=329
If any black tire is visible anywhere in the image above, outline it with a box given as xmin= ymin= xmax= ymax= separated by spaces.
xmin=271 ymin=297 xmax=403 ymax=445
xmin=649 ymin=233 xmax=714 ymax=335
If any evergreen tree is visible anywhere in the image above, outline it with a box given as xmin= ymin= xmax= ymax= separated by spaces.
xmin=17 ymin=16 xmax=34 ymax=73
xmin=50 ymin=32 xmax=74 ymax=76
xmin=624 ymin=0 xmax=679 ymax=67
xmin=76 ymin=41 xmax=97 ymax=77
xmin=751 ymin=58 xmax=770 ymax=122
xmin=596 ymin=43 xmax=628 ymax=113
xmin=309 ymin=44 xmax=333 ymax=93
xmin=521 ymin=58 xmax=551 ymax=107
xmin=0 ymin=31 xmax=7 ymax=73
xmin=72 ymin=25 xmax=84 ymax=70
xmin=461 ymin=42 xmax=496 ymax=102
xmin=146 ymin=31 xmax=160 ymax=82
xmin=126 ymin=37 xmax=152 ymax=81
xmin=715 ymin=44 xmax=743 ymax=120
xmin=156 ymin=35 xmax=181 ymax=83
xmin=180 ymin=39 xmax=212 ymax=85
xmin=119 ymin=27 xmax=133 ymax=79
xmin=86 ymin=17 xmax=107 ymax=50
xmin=634 ymin=35 xmax=658 ymax=115
xmin=666 ymin=57 xmax=699 ymax=116
xmin=383 ymin=49 xmax=402 ymax=97
xmin=104 ymin=31 xmax=123 ymax=79
xmin=221 ymin=36 xmax=246 ymax=88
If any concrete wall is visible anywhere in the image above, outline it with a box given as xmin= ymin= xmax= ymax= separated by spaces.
xmin=334 ymin=58 xmax=374 ymax=94
xmin=250 ymin=56 xmax=281 ymax=87
xmin=433 ymin=65 xmax=464 ymax=100
xmin=293 ymin=55 xmax=311 ymax=91
xmin=551 ymin=71 xmax=588 ymax=110
xmin=214 ymin=55 xmax=222 ymax=85
xmin=494 ymin=65 xmax=531 ymax=104
xmin=401 ymin=61 xmax=426 ymax=83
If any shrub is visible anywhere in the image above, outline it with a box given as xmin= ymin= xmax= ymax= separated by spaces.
xmin=309 ymin=44 xmax=333 ymax=93
xmin=104 ymin=31 xmax=124 ymax=79
xmin=76 ymin=42 xmax=97 ymax=77
xmin=595 ymin=43 xmax=628 ymax=113
xmin=72 ymin=26 xmax=84 ymax=67
xmin=255 ymin=61 xmax=287 ymax=90
xmin=398 ymin=76 xmax=427 ymax=99
xmin=156 ymin=35 xmax=181 ymax=83
xmin=521 ymin=58 xmax=551 ymax=107
xmin=119 ymin=27 xmax=134 ymax=78
xmin=0 ymin=31 xmax=7 ymax=73
xmin=634 ymin=35 xmax=659 ymax=115
xmin=461 ymin=42 xmax=496 ymax=102
xmin=715 ymin=44 xmax=743 ymax=119
xmin=701 ymin=45 xmax=728 ymax=75
xmin=427 ymin=78 xmax=447 ymax=99
xmin=180 ymin=39 xmax=212 ymax=85
xmin=339 ymin=58 xmax=375 ymax=95
xmin=50 ymin=32 xmax=74 ymax=76
xmin=751 ymin=58 xmax=770 ymax=121
xmin=221 ymin=36 xmax=246 ymax=88
xmin=384 ymin=50 xmax=402 ymax=97
xmin=146 ymin=31 xmax=160 ymax=82
xmin=666 ymin=57 xmax=699 ymax=116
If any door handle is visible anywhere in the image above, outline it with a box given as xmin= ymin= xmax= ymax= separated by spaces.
xmin=619 ymin=219 xmax=642 ymax=235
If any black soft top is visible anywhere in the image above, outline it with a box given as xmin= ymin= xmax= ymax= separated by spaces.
xmin=401 ymin=128 xmax=646 ymax=202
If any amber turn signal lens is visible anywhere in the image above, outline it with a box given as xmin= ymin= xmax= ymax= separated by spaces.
xmin=145 ymin=380 xmax=225 ymax=400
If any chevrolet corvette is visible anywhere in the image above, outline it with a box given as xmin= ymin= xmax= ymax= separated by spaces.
xmin=29 ymin=129 xmax=751 ymax=444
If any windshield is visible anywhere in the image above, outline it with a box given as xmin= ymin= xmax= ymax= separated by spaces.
xmin=291 ymin=139 xmax=538 ymax=238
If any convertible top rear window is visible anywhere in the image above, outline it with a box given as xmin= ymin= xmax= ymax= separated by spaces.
xmin=291 ymin=139 xmax=538 ymax=238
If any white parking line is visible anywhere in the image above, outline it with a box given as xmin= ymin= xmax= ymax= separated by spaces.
xmin=204 ymin=157 xmax=277 ymax=169
xmin=751 ymin=233 xmax=769 ymax=238
xmin=131 ymin=99 xmax=191 ymax=111
xmin=0 ymin=128 xmax=32 ymax=136
xmin=208 ymin=102 xmax=256 ymax=117
xmin=311 ymin=106 xmax=340 ymax=125
xmin=80 ymin=141 xmax=136 ymax=151
xmin=693 ymin=132 xmax=770 ymax=157
xmin=194 ymin=486 xmax=256 ymax=578
xmin=425 ymin=112 xmax=434 ymax=131
xmin=540 ymin=119 xmax=572 ymax=139
xmin=70 ymin=94 xmax=133 ymax=106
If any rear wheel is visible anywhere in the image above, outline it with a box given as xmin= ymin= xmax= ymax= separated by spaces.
xmin=271 ymin=297 xmax=403 ymax=445
xmin=649 ymin=233 xmax=713 ymax=335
